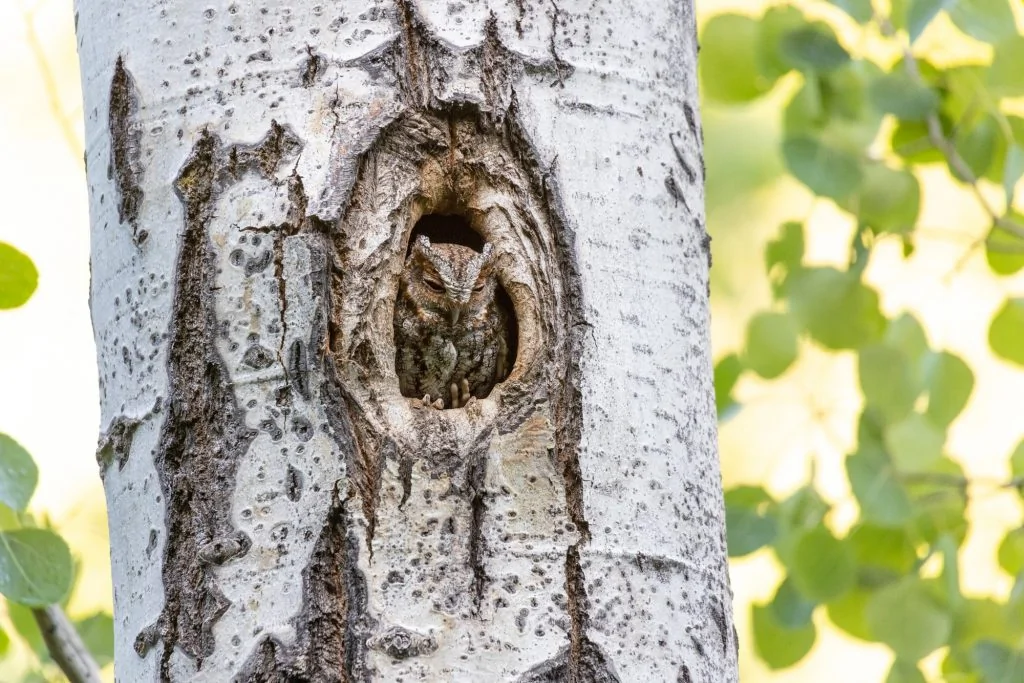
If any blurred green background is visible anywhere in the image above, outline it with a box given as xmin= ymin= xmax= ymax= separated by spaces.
xmin=0 ymin=0 xmax=1022 ymax=680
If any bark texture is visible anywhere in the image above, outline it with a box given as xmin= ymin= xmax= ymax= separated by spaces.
xmin=77 ymin=0 xmax=734 ymax=681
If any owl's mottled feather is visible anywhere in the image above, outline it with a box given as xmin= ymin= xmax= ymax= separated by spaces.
xmin=394 ymin=235 xmax=511 ymax=408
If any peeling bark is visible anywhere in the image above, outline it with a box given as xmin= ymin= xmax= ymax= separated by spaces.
xmin=79 ymin=0 xmax=735 ymax=680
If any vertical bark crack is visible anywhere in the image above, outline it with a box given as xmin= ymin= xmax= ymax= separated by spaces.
xmin=154 ymin=130 xmax=256 ymax=672
xmin=150 ymin=124 xmax=302 ymax=673
xmin=235 ymin=482 xmax=372 ymax=682
xmin=108 ymin=56 xmax=146 ymax=243
xmin=393 ymin=0 xmax=434 ymax=108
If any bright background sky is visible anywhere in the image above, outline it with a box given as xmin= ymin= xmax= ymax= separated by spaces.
xmin=0 ymin=0 xmax=111 ymax=631
xmin=0 ymin=0 xmax=1021 ymax=681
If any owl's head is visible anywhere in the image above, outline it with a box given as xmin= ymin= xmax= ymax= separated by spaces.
xmin=403 ymin=235 xmax=498 ymax=324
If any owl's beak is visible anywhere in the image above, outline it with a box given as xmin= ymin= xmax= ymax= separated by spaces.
xmin=450 ymin=309 xmax=461 ymax=325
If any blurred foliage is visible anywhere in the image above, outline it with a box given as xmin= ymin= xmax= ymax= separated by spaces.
xmin=0 ymin=243 xmax=112 ymax=679
xmin=703 ymin=0 xmax=1024 ymax=679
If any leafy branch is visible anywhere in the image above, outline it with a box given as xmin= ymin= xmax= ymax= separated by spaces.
xmin=880 ymin=16 xmax=1024 ymax=242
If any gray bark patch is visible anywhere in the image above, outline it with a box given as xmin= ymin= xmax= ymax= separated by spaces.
xmin=108 ymin=56 xmax=146 ymax=243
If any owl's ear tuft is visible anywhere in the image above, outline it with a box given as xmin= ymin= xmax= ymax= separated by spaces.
xmin=413 ymin=234 xmax=432 ymax=254
xmin=479 ymin=243 xmax=495 ymax=262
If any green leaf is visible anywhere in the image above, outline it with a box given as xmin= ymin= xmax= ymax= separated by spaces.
xmin=1002 ymin=146 xmax=1024 ymax=205
xmin=725 ymin=486 xmax=777 ymax=557
xmin=866 ymin=577 xmax=953 ymax=660
xmin=905 ymin=0 xmax=955 ymax=42
xmin=0 ymin=242 xmax=38 ymax=310
xmin=757 ymin=5 xmax=808 ymax=82
xmin=74 ymin=612 xmax=115 ymax=666
xmin=940 ymin=64 xmax=995 ymax=122
xmin=766 ymin=222 xmax=805 ymax=299
xmin=776 ymin=486 xmax=829 ymax=533
xmin=859 ymin=345 xmax=919 ymax=423
xmin=849 ymin=524 xmax=918 ymax=574
xmin=782 ymin=137 xmax=864 ymax=201
xmin=989 ymin=37 xmax=1024 ymax=98
xmin=827 ymin=586 xmax=877 ymax=641
xmin=953 ymin=598 xmax=1024 ymax=652
xmin=885 ymin=313 xmax=930 ymax=362
xmin=885 ymin=413 xmax=945 ymax=472
xmin=773 ymin=486 xmax=830 ymax=564
xmin=922 ymin=352 xmax=974 ymax=426
xmin=0 ymin=504 xmax=18 ymax=532
xmin=847 ymin=448 xmax=914 ymax=526
xmin=752 ymin=602 xmax=817 ymax=669
xmin=791 ymin=527 xmax=857 ymax=602
xmin=989 ymin=298 xmax=1024 ymax=366
xmin=907 ymin=459 xmax=969 ymax=545
xmin=937 ymin=534 xmax=963 ymax=610
xmin=771 ymin=577 xmax=817 ymax=629
xmin=0 ymin=528 xmax=73 ymax=606
xmin=765 ymin=221 xmax=805 ymax=274
xmin=891 ymin=119 xmax=944 ymax=164
xmin=829 ymin=0 xmax=874 ymax=23
xmin=700 ymin=15 xmax=773 ymax=104
xmin=869 ymin=72 xmax=939 ymax=121
xmin=714 ymin=354 xmax=744 ymax=419
xmin=887 ymin=660 xmax=927 ymax=683
xmin=744 ymin=312 xmax=799 ymax=379
xmin=998 ymin=527 xmax=1024 ymax=576
xmin=952 ymin=114 xmax=999 ymax=181
xmin=779 ymin=25 xmax=851 ymax=73
xmin=783 ymin=61 xmax=885 ymax=153
xmin=1011 ymin=439 xmax=1024 ymax=479
xmin=0 ymin=627 xmax=8 ymax=656
xmin=854 ymin=165 xmax=921 ymax=234
xmin=972 ymin=641 xmax=1024 ymax=683
xmin=787 ymin=267 xmax=885 ymax=350
xmin=985 ymin=224 xmax=1024 ymax=276
xmin=0 ymin=433 xmax=37 ymax=512
xmin=947 ymin=0 xmax=1017 ymax=44
xmin=6 ymin=602 xmax=45 ymax=656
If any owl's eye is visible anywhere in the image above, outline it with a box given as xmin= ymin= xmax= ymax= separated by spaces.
xmin=472 ymin=281 xmax=485 ymax=293
xmin=423 ymin=277 xmax=445 ymax=293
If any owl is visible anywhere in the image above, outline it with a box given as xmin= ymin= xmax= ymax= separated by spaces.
xmin=394 ymin=234 xmax=511 ymax=409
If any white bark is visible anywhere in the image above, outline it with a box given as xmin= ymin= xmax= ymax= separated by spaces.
xmin=77 ymin=1 xmax=734 ymax=681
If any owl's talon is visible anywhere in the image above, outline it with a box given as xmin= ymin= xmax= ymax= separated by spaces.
xmin=422 ymin=394 xmax=444 ymax=410
xmin=460 ymin=379 xmax=471 ymax=407
xmin=450 ymin=383 xmax=460 ymax=409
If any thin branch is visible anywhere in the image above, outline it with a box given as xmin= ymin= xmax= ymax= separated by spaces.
xmin=21 ymin=5 xmax=83 ymax=163
xmin=897 ymin=470 xmax=1022 ymax=491
xmin=32 ymin=605 xmax=103 ymax=683
xmin=898 ymin=471 xmax=969 ymax=488
xmin=985 ymin=240 xmax=1024 ymax=254
xmin=878 ymin=17 xmax=1024 ymax=242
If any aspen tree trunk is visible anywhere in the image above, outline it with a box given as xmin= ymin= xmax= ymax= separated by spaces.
xmin=77 ymin=1 xmax=735 ymax=680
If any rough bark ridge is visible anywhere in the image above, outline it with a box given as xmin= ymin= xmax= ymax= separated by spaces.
xmin=150 ymin=123 xmax=305 ymax=672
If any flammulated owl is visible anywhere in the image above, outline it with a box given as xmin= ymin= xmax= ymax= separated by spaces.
xmin=394 ymin=234 xmax=511 ymax=409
